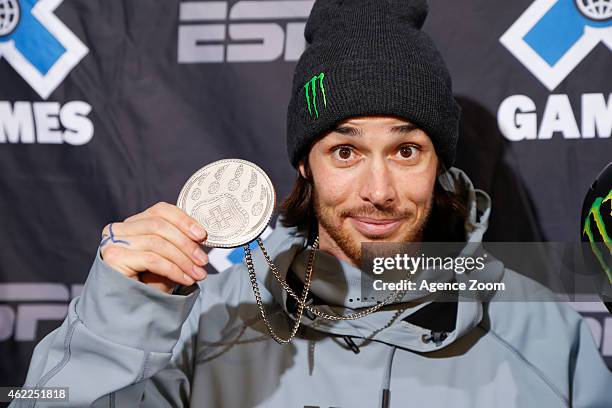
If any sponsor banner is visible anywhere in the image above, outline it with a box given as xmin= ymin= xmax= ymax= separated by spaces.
xmin=0 ymin=0 xmax=611 ymax=385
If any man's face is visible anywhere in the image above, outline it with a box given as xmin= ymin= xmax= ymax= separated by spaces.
xmin=300 ymin=115 xmax=438 ymax=264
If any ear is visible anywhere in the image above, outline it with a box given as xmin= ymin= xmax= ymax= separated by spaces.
xmin=435 ymin=157 xmax=446 ymax=177
xmin=298 ymin=161 xmax=308 ymax=179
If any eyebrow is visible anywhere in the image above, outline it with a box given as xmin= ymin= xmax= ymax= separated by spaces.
xmin=390 ymin=124 xmax=420 ymax=134
xmin=333 ymin=126 xmax=362 ymax=136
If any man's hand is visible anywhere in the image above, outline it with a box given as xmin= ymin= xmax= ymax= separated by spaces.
xmin=99 ymin=202 xmax=209 ymax=294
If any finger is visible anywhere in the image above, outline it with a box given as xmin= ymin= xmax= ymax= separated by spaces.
xmin=103 ymin=246 xmax=196 ymax=286
xmin=126 ymin=202 xmax=207 ymax=241
xmin=107 ymin=218 xmax=209 ymax=267
xmin=111 ymin=234 xmax=207 ymax=281
xmin=140 ymin=272 xmax=176 ymax=294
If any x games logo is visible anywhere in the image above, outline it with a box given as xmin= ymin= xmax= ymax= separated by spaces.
xmin=500 ymin=0 xmax=612 ymax=91
xmin=0 ymin=0 xmax=88 ymax=99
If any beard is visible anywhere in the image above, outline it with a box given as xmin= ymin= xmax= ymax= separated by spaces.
xmin=313 ymin=191 xmax=433 ymax=262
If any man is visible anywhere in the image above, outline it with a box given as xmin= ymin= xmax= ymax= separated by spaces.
xmin=16 ymin=1 xmax=612 ymax=407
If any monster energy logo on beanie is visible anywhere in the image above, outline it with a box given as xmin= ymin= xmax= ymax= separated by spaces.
xmin=582 ymin=189 xmax=612 ymax=282
xmin=304 ymin=72 xmax=327 ymax=119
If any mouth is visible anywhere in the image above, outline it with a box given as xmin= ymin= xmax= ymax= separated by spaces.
xmin=348 ymin=216 xmax=404 ymax=238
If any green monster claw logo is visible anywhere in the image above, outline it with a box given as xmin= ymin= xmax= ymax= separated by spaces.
xmin=582 ymin=189 xmax=612 ymax=283
xmin=304 ymin=72 xmax=327 ymax=119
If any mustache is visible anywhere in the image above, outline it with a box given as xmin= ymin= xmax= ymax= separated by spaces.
xmin=338 ymin=205 xmax=412 ymax=219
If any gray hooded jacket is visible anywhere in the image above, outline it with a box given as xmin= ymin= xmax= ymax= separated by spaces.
xmin=13 ymin=168 xmax=612 ymax=407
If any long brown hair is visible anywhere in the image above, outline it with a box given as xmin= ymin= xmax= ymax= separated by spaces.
xmin=279 ymin=160 xmax=469 ymax=242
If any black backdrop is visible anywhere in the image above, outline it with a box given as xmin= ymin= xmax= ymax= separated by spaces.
xmin=1 ymin=0 xmax=611 ymax=387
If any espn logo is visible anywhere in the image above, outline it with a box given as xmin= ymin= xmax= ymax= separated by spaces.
xmin=177 ymin=0 xmax=314 ymax=63
xmin=0 ymin=283 xmax=83 ymax=342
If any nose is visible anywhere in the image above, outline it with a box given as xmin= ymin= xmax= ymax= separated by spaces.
xmin=358 ymin=158 xmax=397 ymax=207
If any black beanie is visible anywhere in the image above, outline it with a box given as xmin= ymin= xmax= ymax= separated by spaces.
xmin=286 ymin=0 xmax=461 ymax=169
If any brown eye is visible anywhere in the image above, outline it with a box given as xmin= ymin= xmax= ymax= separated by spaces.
xmin=399 ymin=145 xmax=415 ymax=158
xmin=338 ymin=146 xmax=352 ymax=160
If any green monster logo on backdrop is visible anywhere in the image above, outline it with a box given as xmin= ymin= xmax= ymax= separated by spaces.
xmin=304 ymin=72 xmax=328 ymax=119
xmin=582 ymin=189 xmax=612 ymax=283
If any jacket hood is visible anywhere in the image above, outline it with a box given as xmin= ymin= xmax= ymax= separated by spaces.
xmin=247 ymin=167 xmax=504 ymax=352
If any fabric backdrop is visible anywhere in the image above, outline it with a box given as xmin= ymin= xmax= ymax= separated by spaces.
xmin=0 ymin=0 xmax=611 ymax=388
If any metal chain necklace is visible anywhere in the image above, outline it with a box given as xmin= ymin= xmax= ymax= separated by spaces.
xmin=243 ymin=236 xmax=409 ymax=344
xmin=243 ymin=236 xmax=319 ymax=344
xmin=253 ymin=237 xmax=408 ymax=320
xmin=177 ymin=160 xmax=409 ymax=344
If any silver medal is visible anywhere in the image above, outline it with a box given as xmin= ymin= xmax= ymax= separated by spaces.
xmin=177 ymin=159 xmax=276 ymax=248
